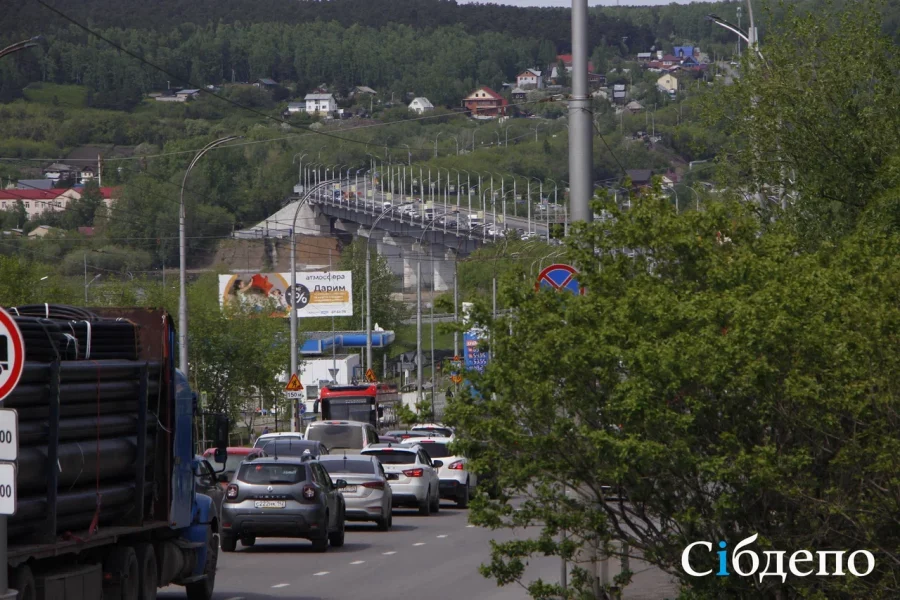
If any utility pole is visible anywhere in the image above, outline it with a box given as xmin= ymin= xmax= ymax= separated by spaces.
xmin=569 ymin=0 xmax=593 ymax=223
xmin=453 ymin=261 xmax=459 ymax=358
xmin=430 ymin=256 xmax=436 ymax=422
xmin=416 ymin=260 xmax=423 ymax=409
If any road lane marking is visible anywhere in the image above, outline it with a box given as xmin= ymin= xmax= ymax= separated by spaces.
xmin=413 ymin=542 xmax=426 ymax=546
xmin=466 ymin=524 xmax=475 ymax=528
xmin=350 ymin=560 xmax=366 ymax=565
xmin=313 ymin=571 xmax=330 ymax=576
xmin=383 ymin=551 xmax=397 ymax=555
xmin=271 ymin=584 xmax=290 ymax=588
xmin=437 ymin=534 xmax=448 ymax=538
xmin=225 ymin=597 xmax=245 ymax=600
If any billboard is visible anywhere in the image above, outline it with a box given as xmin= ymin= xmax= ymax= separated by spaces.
xmin=463 ymin=330 xmax=490 ymax=373
xmin=219 ymin=271 xmax=353 ymax=318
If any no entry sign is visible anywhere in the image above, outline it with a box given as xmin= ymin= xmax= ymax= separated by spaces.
xmin=0 ymin=308 xmax=24 ymax=402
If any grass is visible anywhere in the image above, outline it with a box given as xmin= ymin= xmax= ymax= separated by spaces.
xmin=22 ymin=83 xmax=88 ymax=108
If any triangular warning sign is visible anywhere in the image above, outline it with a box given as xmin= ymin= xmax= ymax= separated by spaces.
xmin=285 ymin=374 xmax=303 ymax=391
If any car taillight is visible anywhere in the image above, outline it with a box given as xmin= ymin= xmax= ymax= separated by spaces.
xmin=403 ymin=468 xmax=424 ymax=477
xmin=302 ymin=485 xmax=316 ymax=500
xmin=362 ymin=481 xmax=384 ymax=490
xmin=448 ymin=460 xmax=464 ymax=470
xmin=225 ymin=484 xmax=239 ymax=500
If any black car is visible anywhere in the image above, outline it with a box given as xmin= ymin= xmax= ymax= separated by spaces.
xmin=221 ymin=456 xmax=347 ymax=552
xmin=259 ymin=439 xmax=329 ymax=459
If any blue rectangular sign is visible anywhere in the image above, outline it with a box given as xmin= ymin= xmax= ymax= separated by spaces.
xmin=463 ymin=330 xmax=490 ymax=373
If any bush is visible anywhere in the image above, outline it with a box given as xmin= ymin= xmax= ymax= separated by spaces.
xmin=61 ymin=246 xmax=153 ymax=276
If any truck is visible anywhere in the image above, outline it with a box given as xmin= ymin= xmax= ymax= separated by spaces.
xmin=3 ymin=305 xmax=226 ymax=600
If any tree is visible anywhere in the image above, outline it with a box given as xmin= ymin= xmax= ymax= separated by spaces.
xmin=448 ymin=190 xmax=900 ymax=598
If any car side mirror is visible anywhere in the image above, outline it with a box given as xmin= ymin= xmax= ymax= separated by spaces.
xmin=433 ymin=460 xmax=443 ymax=468
xmin=334 ymin=479 xmax=348 ymax=489
xmin=216 ymin=473 xmax=230 ymax=483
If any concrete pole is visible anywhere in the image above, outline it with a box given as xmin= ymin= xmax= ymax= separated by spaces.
xmin=430 ymin=256 xmax=435 ymax=418
xmin=453 ymin=260 xmax=459 ymax=358
xmin=569 ymin=0 xmax=593 ymax=223
xmin=290 ymin=231 xmax=298 ymax=432
xmin=366 ymin=245 xmax=372 ymax=372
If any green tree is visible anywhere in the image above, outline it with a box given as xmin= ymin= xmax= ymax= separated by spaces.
xmin=449 ymin=191 xmax=900 ymax=598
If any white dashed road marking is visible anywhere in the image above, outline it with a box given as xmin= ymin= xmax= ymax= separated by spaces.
xmin=313 ymin=571 xmax=330 ymax=576
xmin=271 ymin=584 xmax=289 ymax=589
xmin=413 ymin=542 xmax=426 ymax=546
xmin=350 ymin=560 xmax=366 ymax=565
xmin=225 ymin=597 xmax=245 ymax=600
xmin=437 ymin=535 xmax=448 ymax=538
xmin=383 ymin=551 xmax=397 ymax=555
xmin=466 ymin=525 xmax=475 ymax=528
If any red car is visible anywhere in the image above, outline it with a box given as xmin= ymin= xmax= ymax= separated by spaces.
xmin=202 ymin=447 xmax=266 ymax=486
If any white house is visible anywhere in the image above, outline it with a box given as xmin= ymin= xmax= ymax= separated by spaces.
xmin=286 ymin=102 xmax=305 ymax=114
xmin=516 ymin=68 xmax=543 ymax=89
xmin=408 ymin=97 xmax=434 ymax=114
xmin=304 ymin=93 xmax=337 ymax=115
xmin=657 ymin=73 xmax=679 ymax=95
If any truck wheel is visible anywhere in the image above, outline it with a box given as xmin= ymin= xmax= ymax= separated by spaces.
xmin=220 ymin=534 xmax=237 ymax=553
xmin=133 ymin=543 xmax=158 ymax=600
xmin=103 ymin=546 xmax=139 ymax=600
xmin=12 ymin=564 xmax=36 ymax=600
xmin=186 ymin=525 xmax=218 ymax=600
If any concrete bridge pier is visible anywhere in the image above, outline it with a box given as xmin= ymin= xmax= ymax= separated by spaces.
xmin=432 ymin=248 xmax=457 ymax=292
xmin=402 ymin=242 xmax=431 ymax=291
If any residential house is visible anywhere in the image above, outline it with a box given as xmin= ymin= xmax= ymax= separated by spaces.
xmin=285 ymin=102 xmax=305 ymax=114
xmin=80 ymin=166 xmax=95 ymax=183
xmin=636 ymin=52 xmax=653 ymax=61
xmin=154 ymin=91 xmax=187 ymax=103
xmin=304 ymin=93 xmax=338 ymax=115
xmin=350 ymin=86 xmax=377 ymax=99
xmin=28 ymin=225 xmax=60 ymax=239
xmin=42 ymin=163 xmax=80 ymax=182
xmin=175 ymin=89 xmax=201 ymax=100
xmin=408 ymin=97 xmax=434 ymax=115
xmin=661 ymin=172 xmax=680 ymax=188
xmin=625 ymin=169 xmax=653 ymax=190
xmin=510 ymin=87 xmax=528 ymax=101
xmin=588 ymin=72 xmax=607 ymax=87
xmin=625 ymin=100 xmax=644 ymax=114
xmin=516 ymin=69 xmax=543 ymax=89
xmin=255 ymin=78 xmax=278 ymax=90
xmin=657 ymin=73 xmax=679 ymax=94
xmin=0 ymin=187 xmax=119 ymax=220
xmin=613 ymin=84 xmax=627 ymax=103
xmin=673 ymin=46 xmax=697 ymax=60
xmin=463 ymin=86 xmax=507 ymax=119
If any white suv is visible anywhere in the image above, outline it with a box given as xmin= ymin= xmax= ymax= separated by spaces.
xmin=361 ymin=443 xmax=441 ymax=515
xmin=414 ymin=437 xmax=476 ymax=508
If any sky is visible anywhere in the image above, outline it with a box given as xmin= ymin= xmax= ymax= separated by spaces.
xmin=455 ymin=1 xmax=711 ymax=6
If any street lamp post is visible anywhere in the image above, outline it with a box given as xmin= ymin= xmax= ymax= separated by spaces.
xmin=434 ymin=132 xmax=446 ymax=158
xmin=179 ymin=135 xmax=240 ymax=375
xmin=293 ymin=153 xmax=307 ymax=187
xmin=0 ymin=36 xmax=42 ymax=60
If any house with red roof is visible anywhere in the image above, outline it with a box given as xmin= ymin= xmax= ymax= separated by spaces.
xmin=0 ymin=187 xmax=120 ymax=220
xmin=463 ymin=86 xmax=508 ymax=119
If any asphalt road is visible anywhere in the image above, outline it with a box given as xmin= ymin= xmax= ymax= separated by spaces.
xmin=159 ymin=499 xmax=561 ymax=600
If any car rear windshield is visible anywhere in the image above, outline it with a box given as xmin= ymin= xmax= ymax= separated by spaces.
xmin=217 ymin=454 xmax=257 ymax=474
xmin=307 ymin=425 xmax=364 ymax=450
xmin=415 ymin=443 xmax=452 ymax=459
xmin=261 ymin=440 xmax=323 ymax=457
xmin=415 ymin=427 xmax=453 ymax=437
xmin=237 ymin=463 xmax=307 ymax=484
xmin=366 ymin=450 xmax=416 ymax=465
xmin=319 ymin=459 xmax=376 ymax=475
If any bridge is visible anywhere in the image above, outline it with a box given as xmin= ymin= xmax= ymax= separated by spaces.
xmin=235 ymin=174 xmax=567 ymax=291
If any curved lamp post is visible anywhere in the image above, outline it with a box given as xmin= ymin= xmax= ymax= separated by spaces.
xmin=289 ymin=179 xmax=335 ymax=431
xmin=0 ymin=36 xmax=42 ymax=60
xmin=179 ymin=135 xmax=241 ymax=375
xmin=292 ymin=153 xmax=307 ymax=186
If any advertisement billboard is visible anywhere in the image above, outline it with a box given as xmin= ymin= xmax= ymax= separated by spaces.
xmin=219 ymin=271 xmax=353 ymax=318
xmin=463 ymin=330 xmax=490 ymax=373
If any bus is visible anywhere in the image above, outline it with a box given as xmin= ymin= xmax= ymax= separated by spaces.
xmin=319 ymin=383 xmax=401 ymax=431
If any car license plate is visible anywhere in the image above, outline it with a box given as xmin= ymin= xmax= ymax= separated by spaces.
xmin=343 ymin=485 xmax=357 ymax=493
xmin=254 ymin=500 xmax=286 ymax=508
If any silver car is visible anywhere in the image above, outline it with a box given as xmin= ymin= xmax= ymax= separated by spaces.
xmin=362 ymin=443 xmax=442 ymax=516
xmin=318 ymin=454 xmax=393 ymax=530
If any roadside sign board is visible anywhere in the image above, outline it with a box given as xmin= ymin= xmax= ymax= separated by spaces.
xmin=285 ymin=374 xmax=303 ymax=392
xmin=299 ymin=402 xmax=307 ymax=414
xmin=365 ymin=369 xmax=377 ymax=382
xmin=0 ymin=307 xmax=25 ymax=402
xmin=284 ymin=391 xmax=303 ymax=399
xmin=328 ymin=368 xmax=340 ymax=381
xmin=0 ymin=410 xmax=18 ymax=461
xmin=450 ymin=374 xmax=463 ymax=384
xmin=535 ymin=264 xmax=585 ymax=296
xmin=0 ymin=463 xmax=16 ymax=515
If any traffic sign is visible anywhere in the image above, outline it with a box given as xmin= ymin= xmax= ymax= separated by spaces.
xmin=365 ymin=369 xmax=377 ymax=382
xmin=284 ymin=391 xmax=303 ymax=399
xmin=285 ymin=374 xmax=303 ymax=392
xmin=0 ymin=308 xmax=24 ymax=402
xmin=299 ymin=402 xmax=307 ymax=414
xmin=450 ymin=374 xmax=463 ymax=384
xmin=535 ymin=264 xmax=585 ymax=296
xmin=328 ymin=368 xmax=340 ymax=381
xmin=0 ymin=410 xmax=18 ymax=462
xmin=0 ymin=463 xmax=16 ymax=515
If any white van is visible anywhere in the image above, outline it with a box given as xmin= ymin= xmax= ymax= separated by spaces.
xmin=467 ymin=212 xmax=483 ymax=228
xmin=305 ymin=420 xmax=380 ymax=451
